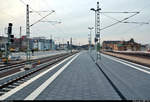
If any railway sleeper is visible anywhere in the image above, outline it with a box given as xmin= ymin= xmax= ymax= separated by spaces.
xmin=7 ymin=85 xmax=16 ymax=88
xmin=0 ymin=52 xmax=78 ymax=96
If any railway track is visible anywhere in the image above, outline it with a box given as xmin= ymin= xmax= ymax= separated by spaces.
xmin=0 ymin=51 xmax=78 ymax=96
xmin=0 ymin=52 xmax=71 ymax=72
xmin=0 ymin=52 xmax=74 ymax=79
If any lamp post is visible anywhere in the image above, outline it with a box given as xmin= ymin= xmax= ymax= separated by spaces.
xmin=88 ymin=27 xmax=94 ymax=53
xmin=90 ymin=2 xmax=101 ymax=62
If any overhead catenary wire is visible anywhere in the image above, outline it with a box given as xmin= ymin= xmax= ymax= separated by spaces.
xmin=102 ymin=13 xmax=121 ymax=22
xmin=19 ymin=0 xmax=72 ymax=42
xmin=30 ymin=10 xmax=55 ymax=27
xmin=114 ymin=3 xmax=150 ymax=36
xmin=19 ymin=0 xmax=58 ymax=34
xmin=19 ymin=0 xmax=46 ymax=17
xmin=100 ymin=12 xmax=139 ymax=13
xmin=101 ymin=2 xmax=150 ymax=32
xmin=19 ymin=0 xmax=62 ymax=28
xmin=102 ymin=13 xmax=149 ymax=24
xmin=39 ymin=0 xmax=71 ymax=38
xmin=100 ymin=12 xmax=140 ymax=31
xmin=119 ymin=19 xmax=150 ymax=36
xmin=19 ymin=0 xmax=26 ymax=6
xmin=93 ymin=2 xmax=150 ymax=38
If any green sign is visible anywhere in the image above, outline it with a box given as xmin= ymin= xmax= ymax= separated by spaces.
xmin=97 ymin=43 xmax=100 ymax=51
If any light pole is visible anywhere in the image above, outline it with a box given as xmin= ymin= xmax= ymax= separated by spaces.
xmin=88 ymin=27 xmax=94 ymax=53
xmin=90 ymin=2 xmax=101 ymax=62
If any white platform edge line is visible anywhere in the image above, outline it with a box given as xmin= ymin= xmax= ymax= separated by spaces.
xmin=0 ymin=53 xmax=77 ymax=100
xmin=24 ymin=53 xmax=80 ymax=100
xmin=0 ymin=70 xmax=24 ymax=81
xmin=102 ymin=53 xmax=150 ymax=70
xmin=102 ymin=54 xmax=150 ymax=75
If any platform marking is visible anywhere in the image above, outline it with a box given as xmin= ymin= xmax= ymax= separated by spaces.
xmin=24 ymin=53 xmax=80 ymax=100
xmin=102 ymin=54 xmax=150 ymax=75
xmin=102 ymin=54 xmax=150 ymax=70
xmin=0 ymin=54 xmax=77 ymax=100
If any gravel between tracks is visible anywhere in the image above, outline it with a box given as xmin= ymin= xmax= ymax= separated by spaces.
xmin=101 ymin=51 xmax=150 ymax=68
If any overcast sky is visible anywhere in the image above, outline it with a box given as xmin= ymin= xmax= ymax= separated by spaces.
xmin=0 ymin=0 xmax=150 ymax=45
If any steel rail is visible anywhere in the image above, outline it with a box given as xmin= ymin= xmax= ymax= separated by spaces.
xmin=0 ymin=51 xmax=78 ymax=96
xmin=0 ymin=53 xmax=69 ymax=71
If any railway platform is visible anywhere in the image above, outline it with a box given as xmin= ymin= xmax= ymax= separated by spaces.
xmin=0 ymin=51 xmax=121 ymax=100
xmin=1 ymin=51 xmax=150 ymax=100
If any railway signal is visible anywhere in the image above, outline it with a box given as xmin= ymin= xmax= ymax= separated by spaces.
xmin=10 ymin=35 xmax=14 ymax=43
xmin=4 ymin=23 xmax=13 ymax=64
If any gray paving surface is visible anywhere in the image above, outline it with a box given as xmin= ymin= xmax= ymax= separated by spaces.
xmin=91 ymin=51 xmax=150 ymax=100
xmin=35 ymin=51 xmax=120 ymax=100
xmin=6 ymin=55 xmax=73 ymax=100
xmin=3 ymin=50 xmax=150 ymax=100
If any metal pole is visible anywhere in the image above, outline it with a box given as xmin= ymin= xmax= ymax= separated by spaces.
xmin=5 ymin=27 xmax=8 ymax=64
xmin=96 ymin=2 xmax=101 ymax=61
xmin=19 ymin=26 xmax=22 ymax=52
xmin=26 ymin=4 xmax=30 ymax=63
xmin=37 ymin=39 xmax=39 ymax=51
xmin=99 ymin=10 xmax=101 ymax=60
xmin=91 ymin=2 xmax=101 ymax=62
xmin=63 ymin=38 xmax=64 ymax=50
xmin=70 ymin=37 xmax=72 ymax=53
xmin=90 ymin=29 xmax=92 ymax=53
xmin=5 ymin=23 xmax=13 ymax=64
xmin=19 ymin=26 xmax=22 ymax=58
xmin=95 ymin=11 xmax=97 ymax=61
xmin=88 ymin=34 xmax=90 ymax=53
xmin=4 ymin=27 xmax=7 ymax=36
xmin=50 ymin=35 xmax=52 ymax=50
xmin=88 ymin=27 xmax=93 ymax=54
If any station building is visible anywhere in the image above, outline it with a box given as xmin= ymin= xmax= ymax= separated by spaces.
xmin=102 ymin=38 xmax=142 ymax=51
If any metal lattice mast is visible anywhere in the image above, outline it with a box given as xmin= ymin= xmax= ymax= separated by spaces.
xmin=96 ymin=2 xmax=100 ymax=38
xmin=91 ymin=2 xmax=101 ymax=62
xmin=26 ymin=4 xmax=30 ymax=62
xmin=96 ymin=2 xmax=101 ymax=60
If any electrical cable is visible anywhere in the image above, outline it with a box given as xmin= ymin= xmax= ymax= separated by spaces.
xmin=100 ymin=2 xmax=150 ymax=33
xmin=19 ymin=0 xmax=74 ymax=42
xmin=30 ymin=10 xmax=55 ymax=27
xmin=102 ymin=13 xmax=149 ymax=24
xmin=100 ymin=12 xmax=139 ymax=31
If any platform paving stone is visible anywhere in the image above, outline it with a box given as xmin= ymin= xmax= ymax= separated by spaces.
xmin=36 ymin=51 xmax=121 ymax=100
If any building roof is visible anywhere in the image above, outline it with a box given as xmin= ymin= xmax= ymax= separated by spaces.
xmin=103 ymin=38 xmax=140 ymax=45
xmin=103 ymin=41 xmax=121 ymax=44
